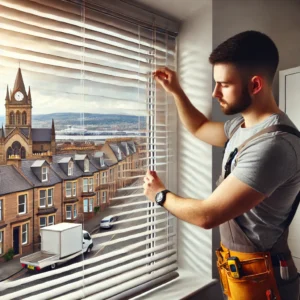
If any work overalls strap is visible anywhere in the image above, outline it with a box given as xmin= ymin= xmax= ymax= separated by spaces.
xmin=217 ymin=124 xmax=300 ymax=300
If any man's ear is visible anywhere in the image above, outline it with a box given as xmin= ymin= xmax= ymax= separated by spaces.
xmin=250 ymin=76 xmax=263 ymax=95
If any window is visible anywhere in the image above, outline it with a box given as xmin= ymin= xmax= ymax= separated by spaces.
xmin=83 ymin=178 xmax=88 ymax=192
xmin=102 ymin=191 xmax=107 ymax=204
xmin=48 ymin=189 xmax=53 ymax=206
xmin=42 ymin=167 xmax=48 ymax=182
xmin=73 ymin=182 xmax=76 ymax=196
xmin=102 ymin=172 xmax=107 ymax=184
xmin=89 ymin=198 xmax=93 ymax=212
xmin=22 ymin=223 xmax=28 ymax=245
xmin=48 ymin=215 xmax=55 ymax=226
xmin=84 ymin=158 xmax=89 ymax=172
xmin=39 ymin=190 xmax=46 ymax=207
xmin=96 ymin=173 xmax=99 ymax=186
xmin=89 ymin=178 xmax=93 ymax=192
xmin=83 ymin=199 xmax=88 ymax=213
xmin=10 ymin=112 xmax=15 ymax=125
xmin=110 ymin=169 xmax=113 ymax=181
xmin=40 ymin=217 xmax=46 ymax=228
xmin=0 ymin=199 xmax=2 ymax=221
xmin=18 ymin=194 xmax=27 ymax=214
xmin=97 ymin=192 xmax=100 ymax=205
xmin=74 ymin=204 xmax=77 ymax=219
xmin=68 ymin=161 xmax=73 ymax=176
xmin=0 ymin=231 xmax=3 ymax=255
xmin=118 ymin=148 xmax=122 ymax=160
xmin=100 ymin=156 xmax=105 ymax=167
xmin=1 ymin=0 xmax=177 ymax=298
xmin=22 ymin=111 xmax=27 ymax=125
xmin=66 ymin=182 xmax=72 ymax=197
xmin=66 ymin=206 xmax=72 ymax=220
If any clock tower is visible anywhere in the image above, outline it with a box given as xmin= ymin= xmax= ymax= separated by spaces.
xmin=5 ymin=68 xmax=32 ymax=130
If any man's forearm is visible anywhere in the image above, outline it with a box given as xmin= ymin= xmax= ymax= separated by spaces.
xmin=163 ymin=192 xmax=211 ymax=229
xmin=172 ymin=89 xmax=209 ymax=135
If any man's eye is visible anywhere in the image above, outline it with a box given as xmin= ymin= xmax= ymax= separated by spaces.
xmin=221 ymin=84 xmax=228 ymax=88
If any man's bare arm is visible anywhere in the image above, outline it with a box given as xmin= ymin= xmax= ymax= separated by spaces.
xmin=154 ymin=67 xmax=227 ymax=147
xmin=143 ymin=171 xmax=266 ymax=229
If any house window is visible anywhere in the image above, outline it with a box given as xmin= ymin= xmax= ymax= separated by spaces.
xmin=96 ymin=173 xmax=99 ymax=186
xmin=0 ymin=200 xmax=2 ymax=221
xmin=73 ymin=182 xmax=76 ymax=196
xmin=118 ymin=148 xmax=121 ymax=160
xmin=18 ymin=194 xmax=27 ymax=214
xmin=102 ymin=172 xmax=107 ymax=184
xmin=102 ymin=191 xmax=107 ymax=204
xmin=0 ymin=231 xmax=3 ymax=255
xmin=74 ymin=204 xmax=77 ymax=218
xmin=22 ymin=111 xmax=27 ymax=125
xmin=48 ymin=189 xmax=53 ymax=206
xmin=83 ymin=178 xmax=88 ymax=192
xmin=48 ymin=215 xmax=55 ymax=226
xmin=66 ymin=182 xmax=72 ymax=197
xmin=40 ymin=217 xmax=46 ymax=228
xmin=84 ymin=158 xmax=89 ymax=172
xmin=83 ymin=199 xmax=88 ymax=213
xmin=100 ymin=156 xmax=105 ymax=167
xmin=10 ymin=112 xmax=15 ymax=125
xmin=97 ymin=192 xmax=100 ymax=205
xmin=42 ymin=167 xmax=48 ymax=182
xmin=66 ymin=205 xmax=72 ymax=220
xmin=68 ymin=161 xmax=73 ymax=176
xmin=89 ymin=198 xmax=93 ymax=212
xmin=89 ymin=178 xmax=93 ymax=192
xmin=22 ymin=223 xmax=28 ymax=245
xmin=40 ymin=190 xmax=46 ymax=207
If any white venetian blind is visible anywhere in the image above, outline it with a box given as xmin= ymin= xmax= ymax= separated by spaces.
xmin=0 ymin=0 xmax=178 ymax=299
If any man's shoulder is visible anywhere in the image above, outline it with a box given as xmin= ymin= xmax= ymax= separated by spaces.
xmin=224 ymin=116 xmax=244 ymax=138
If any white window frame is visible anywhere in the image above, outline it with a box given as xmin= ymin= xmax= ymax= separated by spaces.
xmin=48 ymin=215 xmax=55 ymax=226
xmin=0 ymin=231 xmax=3 ymax=255
xmin=39 ymin=190 xmax=46 ymax=208
xmin=42 ymin=166 xmax=48 ymax=182
xmin=66 ymin=182 xmax=72 ymax=198
xmin=96 ymin=173 xmax=99 ymax=186
xmin=0 ymin=199 xmax=2 ymax=221
xmin=89 ymin=198 xmax=93 ymax=212
xmin=66 ymin=205 xmax=72 ymax=220
xmin=83 ymin=199 xmax=88 ymax=213
xmin=40 ymin=217 xmax=46 ymax=228
xmin=97 ymin=191 xmax=100 ymax=205
xmin=73 ymin=182 xmax=77 ymax=197
xmin=84 ymin=158 xmax=89 ymax=172
xmin=102 ymin=172 xmax=107 ymax=184
xmin=48 ymin=189 xmax=53 ymax=206
xmin=102 ymin=191 xmax=107 ymax=204
xmin=83 ymin=178 xmax=88 ymax=192
xmin=22 ymin=223 xmax=28 ymax=245
xmin=18 ymin=194 xmax=27 ymax=214
xmin=68 ymin=161 xmax=73 ymax=176
xmin=89 ymin=178 xmax=93 ymax=192
xmin=74 ymin=204 xmax=77 ymax=218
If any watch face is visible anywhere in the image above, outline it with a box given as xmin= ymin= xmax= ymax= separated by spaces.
xmin=14 ymin=91 xmax=24 ymax=101
xmin=157 ymin=193 xmax=163 ymax=202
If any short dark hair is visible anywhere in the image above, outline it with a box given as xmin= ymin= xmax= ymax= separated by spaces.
xmin=209 ymin=31 xmax=279 ymax=84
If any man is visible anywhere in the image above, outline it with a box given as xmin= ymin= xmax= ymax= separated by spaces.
xmin=143 ymin=31 xmax=300 ymax=300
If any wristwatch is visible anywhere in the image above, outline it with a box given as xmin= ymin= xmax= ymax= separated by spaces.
xmin=155 ymin=189 xmax=170 ymax=207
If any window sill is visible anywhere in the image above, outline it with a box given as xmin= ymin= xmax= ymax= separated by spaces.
xmin=133 ymin=269 xmax=223 ymax=300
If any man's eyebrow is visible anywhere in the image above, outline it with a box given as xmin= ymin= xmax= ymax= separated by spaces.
xmin=215 ymin=81 xmax=230 ymax=84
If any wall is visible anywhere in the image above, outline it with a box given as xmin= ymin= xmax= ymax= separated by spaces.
xmin=177 ymin=0 xmax=213 ymax=276
xmin=212 ymin=0 xmax=300 ymax=278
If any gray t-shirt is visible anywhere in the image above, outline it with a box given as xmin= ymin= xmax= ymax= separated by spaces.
xmin=222 ymin=111 xmax=300 ymax=250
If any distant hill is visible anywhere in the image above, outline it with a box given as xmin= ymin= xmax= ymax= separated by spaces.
xmin=0 ymin=113 xmax=146 ymax=128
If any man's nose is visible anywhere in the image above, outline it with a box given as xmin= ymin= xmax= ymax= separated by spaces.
xmin=212 ymin=85 xmax=221 ymax=98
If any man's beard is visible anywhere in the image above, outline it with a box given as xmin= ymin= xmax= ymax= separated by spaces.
xmin=220 ymin=86 xmax=252 ymax=115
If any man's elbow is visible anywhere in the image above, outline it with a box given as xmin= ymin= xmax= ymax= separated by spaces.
xmin=196 ymin=216 xmax=214 ymax=230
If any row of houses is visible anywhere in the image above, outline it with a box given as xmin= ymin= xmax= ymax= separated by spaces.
xmin=0 ymin=139 xmax=144 ymax=261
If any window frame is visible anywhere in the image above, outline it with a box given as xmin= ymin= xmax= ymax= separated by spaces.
xmin=48 ymin=215 xmax=55 ymax=226
xmin=84 ymin=158 xmax=89 ymax=172
xmin=22 ymin=223 xmax=28 ymax=245
xmin=83 ymin=199 xmax=88 ymax=213
xmin=102 ymin=191 xmax=107 ymax=204
xmin=68 ymin=161 xmax=73 ymax=176
xmin=66 ymin=182 xmax=72 ymax=198
xmin=39 ymin=190 xmax=46 ymax=208
xmin=40 ymin=217 xmax=47 ymax=228
xmin=83 ymin=178 xmax=88 ymax=193
xmin=47 ymin=188 xmax=53 ymax=206
xmin=89 ymin=198 xmax=93 ymax=212
xmin=42 ymin=166 xmax=48 ymax=182
xmin=66 ymin=205 xmax=72 ymax=220
xmin=73 ymin=204 xmax=77 ymax=219
xmin=18 ymin=194 xmax=27 ymax=215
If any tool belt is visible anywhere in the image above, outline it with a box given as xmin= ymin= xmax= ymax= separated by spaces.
xmin=216 ymin=243 xmax=282 ymax=300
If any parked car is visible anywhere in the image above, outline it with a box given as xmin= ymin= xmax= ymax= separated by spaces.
xmin=100 ymin=215 xmax=118 ymax=229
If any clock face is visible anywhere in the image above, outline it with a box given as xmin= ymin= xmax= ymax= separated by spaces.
xmin=14 ymin=91 xmax=24 ymax=101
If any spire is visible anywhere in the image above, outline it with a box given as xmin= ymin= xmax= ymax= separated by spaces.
xmin=0 ymin=124 xmax=4 ymax=139
xmin=13 ymin=68 xmax=26 ymax=94
xmin=51 ymin=119 xmax=55 ymax=136
xmin=5 ymin=85 xmax=10 ymax=102
xmin=28 ymin=86 xmax=31 ymax=102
